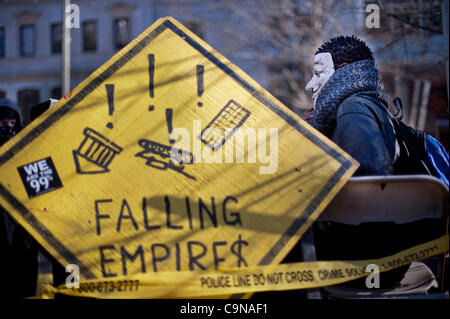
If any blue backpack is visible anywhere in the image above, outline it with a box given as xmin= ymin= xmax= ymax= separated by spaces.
xmin=426 ymin=135 xmax=449 ymax=187
xmin=371 ymin=97 xmax=449 ymax=187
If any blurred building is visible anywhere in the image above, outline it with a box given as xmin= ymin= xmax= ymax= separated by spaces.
xmin=0 ymin=0 xmax=448 ymax=150
xmin=363 ymin=0 xmax=448 ymax=148
xmin=0 ymin=0 xmax=154 ymax=123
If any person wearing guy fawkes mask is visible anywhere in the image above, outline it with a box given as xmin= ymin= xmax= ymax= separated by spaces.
xmin=300 ymin=36 xmax=440 ymax=291
xmin=304 ymin=36 xmax=398 ymax=175
xmin=0 ymin=98 xmax=39 ymax=298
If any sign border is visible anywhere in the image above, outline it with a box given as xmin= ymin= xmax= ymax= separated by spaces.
xmin=0 ymin=18 xmax=353 ymax=280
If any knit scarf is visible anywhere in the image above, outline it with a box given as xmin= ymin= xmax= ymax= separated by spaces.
xmin=309 ymin=59 xmax=389 ymax=137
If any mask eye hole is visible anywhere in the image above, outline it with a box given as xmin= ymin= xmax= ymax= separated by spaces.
xmin=0 ymin=119 xmax=16 ymax=127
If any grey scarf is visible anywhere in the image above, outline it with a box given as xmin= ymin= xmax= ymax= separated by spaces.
xmin=309 ymin=59 xmax=389 ymax=137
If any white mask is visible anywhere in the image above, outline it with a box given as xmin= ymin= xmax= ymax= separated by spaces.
xmin=305 ymin=52 xmax=335 ymax=107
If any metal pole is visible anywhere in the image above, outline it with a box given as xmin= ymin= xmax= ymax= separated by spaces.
xmin=443 ymin=0 xmax=449 ymax=107
xmin=417 ymin=80 xmax=431 ymax=131
xmin=408 ymin=79 xmax=422 ymax=127
xmin=62 ymin=0 xmax=71 ymax=96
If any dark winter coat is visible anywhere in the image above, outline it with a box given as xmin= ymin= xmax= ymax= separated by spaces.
xmin=331 ymin=93 xmax=397 ymax=176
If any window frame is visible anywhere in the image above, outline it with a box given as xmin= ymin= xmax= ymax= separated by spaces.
xmin=82 ymin=20 xmax=97 ymax=52
xmin=112 ymin=17 xmax=130 ymax=50
xmin=20 ymin=24 xmax=36 ymax=57
xmin=50 ymin=22 xmax=62 ymax=54
xmin=0 ymin=26 xmax=5 ymax=57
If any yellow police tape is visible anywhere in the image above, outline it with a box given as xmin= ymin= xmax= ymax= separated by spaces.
xmin=40 ymin=235 xmax=448 ymax=299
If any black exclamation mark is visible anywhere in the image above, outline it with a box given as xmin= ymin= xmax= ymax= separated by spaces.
xmin=196 ymin=65 xmax=204 ymax=107
xmin=148 ymin=54 xmax=155 ymax=111
xmin=166 ymin=108 xmax=174 ymax=144
xmin=106 ymin=84 xmax=114 ymax=129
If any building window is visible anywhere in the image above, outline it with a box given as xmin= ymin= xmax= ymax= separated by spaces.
xmin=18 ymin=89 xmax=40 ymax=124
xmin=0 ymin=27 xmax=5 ymax=57
xmin=51 ymin=23 xmax=62 ymax=54
xmin=0 ymin=90 xmax=6 ymax=99
xmin=20 ymin=25 xmax=35 ymax=57
xmin=83 ymin=20 xmax=97 ymax=52
xmin=113 ymin=17 xmax=130 ymax=49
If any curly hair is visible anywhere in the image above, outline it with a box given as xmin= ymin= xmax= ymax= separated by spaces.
xmin=316 ymin=36 xmax=374 ymax=68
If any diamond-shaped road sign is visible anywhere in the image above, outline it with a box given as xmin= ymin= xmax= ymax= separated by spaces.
xmin=0 ymin=17 xmax=357 ymax=281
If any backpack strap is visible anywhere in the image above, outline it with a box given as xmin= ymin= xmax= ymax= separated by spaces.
xmin=359 ymin=95 xmax=434 ymax=176
xmin=355 ymin=94 xmax=401 ymax=164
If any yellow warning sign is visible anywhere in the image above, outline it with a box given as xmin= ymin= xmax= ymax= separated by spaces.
xmin=0 ymin=17 xmax=357 ymax=281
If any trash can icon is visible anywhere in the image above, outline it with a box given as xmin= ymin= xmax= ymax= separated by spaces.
xmin=72 ymin=127 xmax=123 ymax=174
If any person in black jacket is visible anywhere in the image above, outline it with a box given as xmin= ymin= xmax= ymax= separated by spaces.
xmin=302 ymin=36 xmax=427 ymax=289
xmin=305 ymin=36 xmax=398 ymax=175
xmin=0 ymin=98 xmax=39 ymax=298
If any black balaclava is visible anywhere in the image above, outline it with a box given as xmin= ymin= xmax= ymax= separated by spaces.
xmin=0 ymin=103 xmax=22 ymax=146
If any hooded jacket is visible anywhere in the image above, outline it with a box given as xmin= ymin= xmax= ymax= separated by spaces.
xmin=0 ymin=98 xmax=23 ymax=127
xmin=331 ymin=93 xmax=397 ymax=175
xmin=0 ymin=98 xmax=38 ymax=298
